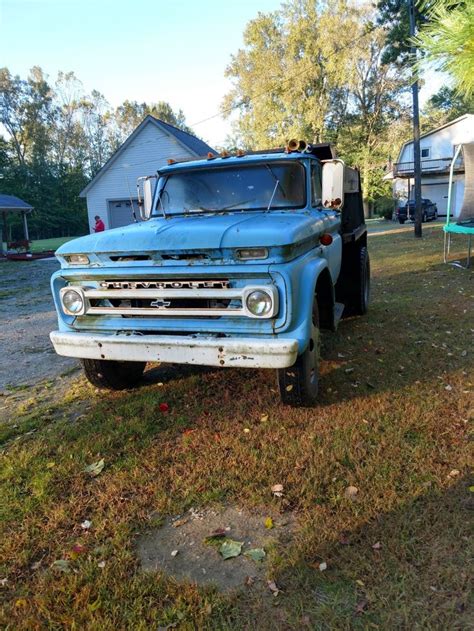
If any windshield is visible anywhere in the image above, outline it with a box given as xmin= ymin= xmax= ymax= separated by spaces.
xmin=153 ymin=161 xmax=306 ymax=215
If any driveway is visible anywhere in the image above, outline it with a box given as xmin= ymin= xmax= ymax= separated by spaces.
xmin=0 ymin=259 xmax=76 ymax=391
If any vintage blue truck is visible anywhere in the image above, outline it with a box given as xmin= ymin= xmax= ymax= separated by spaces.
xmin=50 ymin=141 xmax=369 ymax=406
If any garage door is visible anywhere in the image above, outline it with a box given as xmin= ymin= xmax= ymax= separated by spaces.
xmin=421 ymin=182 xmax=449 ymax=216
xmin=108 ymin=199 xmax=142 ymax=229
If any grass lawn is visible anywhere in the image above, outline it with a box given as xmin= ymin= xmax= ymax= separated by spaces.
xmin=0 ymin=229 xmax=472 ymax=629
xmin=30 ymin=236 xmax=80 ymax=253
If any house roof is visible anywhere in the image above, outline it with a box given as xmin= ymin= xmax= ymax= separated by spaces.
xmin=80 ymin=115 xmax=216 ymax=197
xmin=0 ymin=194 xmax=34 ymax=212
xmin=396 ymin=114 xmax=474 ymax=162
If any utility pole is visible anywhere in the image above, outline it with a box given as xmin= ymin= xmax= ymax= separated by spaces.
xmin=409 ymin=0 xmax=422 ymax=238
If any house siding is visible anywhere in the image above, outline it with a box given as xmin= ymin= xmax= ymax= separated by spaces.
xmin=394 ymin=115 xmax=474 ymax=218
xmin=85 ymin=121 xmax=196 ymax=231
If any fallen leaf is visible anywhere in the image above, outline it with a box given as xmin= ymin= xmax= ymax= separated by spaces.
xmin=51 ymin=559 xmax=71 ymax=573
xmin=0 ymin=578 xmax=7 ymax=587
xmin=445 ymin=385 xmax=453 ymax=391
xmin=159 ymin=402 xmax=169 ymax=412
xmin=97 ymin=561 xmax=106 ymax=568
xmin=267 ymin=580 xmax=280 ymax=596
xmin=344 ymin=485 xmax=358 ymax=499
xmin=72 ymin=543 xmax=86 ymax=554
xmin=172 ymin=516 xmax=190 ymax=528
xmin=220 ymin=539 xmax=243 ymax=560
xmin=46 ymin=462 xmax=55 ymax=469
xmin=272 ymin=483 xmax=284 ymax=497
xmin=264 ymin=517 xmax=274 ymax=529
xmin=355 ymin=599 xmax=369 ymax=614
xmin=372 ymin=541 xmax=382 ymax=550
xmin=469 ymin=486 xmax=474 ymax=493
xmin=15 ymin=598 xmax=27 ymax=608
xmin=448 ymin=469 xmax=460 ymax=478
xmin=171 ymin=550 xmax=178 ymax=557
xmin=84 ymin=459 xmax=105 ymax=477
xmin=243 ymin=428 xmax=251 ymax=434
xmin=285 ymin=384 xmax=293 ymax=392
xmin=81 ymin=519 xmax=92 ymax=530
xmin=245 ymin=575 xmax=255 ymax=586
xmin=356 ymin=579 xmax=365 ymax=587
xmin=319 ymin=561 xmax=327 ymax=572
xmin=260 ymin=414 xmax=269 ymax=422
xmin=244 ymin=548 xmax=266 ymax=562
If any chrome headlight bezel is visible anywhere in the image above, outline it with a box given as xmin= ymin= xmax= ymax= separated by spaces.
xmin=243 ymin=286 xmax=278 ymax=318
xmin=60 ymin=286 xmax=86 ymax=316
xmin=235 ymin=247 xmax=269 ymax=261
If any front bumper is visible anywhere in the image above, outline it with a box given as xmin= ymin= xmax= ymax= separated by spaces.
xmin=50 ymin=331 xmax=298 ymax=369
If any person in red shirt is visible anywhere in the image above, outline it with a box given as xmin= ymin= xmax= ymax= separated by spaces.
xmin=93 ymin=215 xmax=105 ymax=233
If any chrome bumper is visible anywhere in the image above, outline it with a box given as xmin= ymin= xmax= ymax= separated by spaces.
xmin=50 ymin=331 xmax=298 ymax=369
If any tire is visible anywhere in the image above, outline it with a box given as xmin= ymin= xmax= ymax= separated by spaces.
xmin=399 ymin=219 xmax=406 ymax=224
xmin=422 ymin=213 xmax=427 ymax=223
xmin=345 ymin=247 xmax=370 ymax=316
xmin=278 ymin=300 xmax=320 ymax=407
xmin=81 ymin=359 xmax=146 ymax=390
xmin=434 ymin=210 xmax=438 ymax=221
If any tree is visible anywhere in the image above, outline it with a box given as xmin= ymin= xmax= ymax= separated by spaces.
xmin=222 ymin=0 xmax=366 ymax=148
xmin=114 ymin=100 xmax=191 ymax=143
xmin=415 ymin=0 xmax=474 ymax=97
xmin=222 ymin=1 xmax=410 ymax=216
xmin=422 ymin=86 xmax=474 ymax=128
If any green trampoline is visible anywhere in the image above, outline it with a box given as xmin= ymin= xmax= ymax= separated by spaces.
xmin=443 ymin=143 xmax=474 ymax=268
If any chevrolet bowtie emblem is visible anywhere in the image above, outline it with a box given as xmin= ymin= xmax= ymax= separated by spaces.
xmin=150 ymin=298 xmax=171 ymax=309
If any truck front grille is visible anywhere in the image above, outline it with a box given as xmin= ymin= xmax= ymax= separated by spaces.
xmin=76 ymin=278 xmax=278 ymax=319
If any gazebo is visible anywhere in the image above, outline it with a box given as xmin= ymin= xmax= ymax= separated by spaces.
xmin=0 ymin=194 xmax=34 ymax=256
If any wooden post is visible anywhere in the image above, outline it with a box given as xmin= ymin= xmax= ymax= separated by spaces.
xmin=22 ymin=211 xmax=30 ymax=243
xmin=2 ymin=212 xmax=8 ymax=254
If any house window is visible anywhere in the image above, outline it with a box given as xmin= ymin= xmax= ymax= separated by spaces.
xmin=421 ymin=148 xmax=430 ymax=158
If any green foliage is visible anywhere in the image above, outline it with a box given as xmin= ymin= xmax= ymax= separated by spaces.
xmin=222 ymin=0 xmax=411 ymax=215
xmin=0 ymin=67 xmax=192 ymax=240
xmin=421 ymin=86 xmax=474 ymax=128
xmin=415 ymin=0 xmax=474 ymax=97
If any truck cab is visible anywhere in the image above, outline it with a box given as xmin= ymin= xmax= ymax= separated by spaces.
xmin=50 ymin=141 xmax=369 ymax=406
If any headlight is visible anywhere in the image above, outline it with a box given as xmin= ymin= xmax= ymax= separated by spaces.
xmin=246 ymin=290 xmax=273 ymax=316
xmin=64 ymin=254 xmax=90 ymax=265
xmin=60 ymin=288 xmax=85 ymax=316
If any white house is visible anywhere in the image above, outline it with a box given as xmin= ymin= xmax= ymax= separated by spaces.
xmin=80 ymin=116 xmax=215 ymax=230
xmin=391 ymin=114 xmax=474 ymax=218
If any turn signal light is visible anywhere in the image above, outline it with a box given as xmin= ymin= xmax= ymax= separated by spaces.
xmin=320 ymin=234 xmax=333 ymax=246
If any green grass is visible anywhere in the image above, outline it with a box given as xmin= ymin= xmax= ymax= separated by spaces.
xmin=0 ymin=229 xmax=472 ymax=630
xmin=30 ymin=236 xmax=80 ymax=253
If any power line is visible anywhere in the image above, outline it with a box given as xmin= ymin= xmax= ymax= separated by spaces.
xmin=190 ymin=24 xmax=378 ymax=130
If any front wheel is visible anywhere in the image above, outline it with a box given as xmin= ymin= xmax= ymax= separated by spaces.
xmin=278 ymin=300 xmax=320 ymax=407
xmin=399 ymin=219 xmax=406 ymax=224
xmin=81 ymin=359 xmax=146 ymax=390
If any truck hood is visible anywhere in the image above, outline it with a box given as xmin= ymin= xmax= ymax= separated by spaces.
xmin=57 ymin=211 xmax=336 ymax=256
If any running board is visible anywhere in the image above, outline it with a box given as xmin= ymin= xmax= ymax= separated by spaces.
xmin=334 ymin=302 xmax=345 ymax=329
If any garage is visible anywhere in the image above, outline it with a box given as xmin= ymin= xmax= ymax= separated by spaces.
xmin=108 ymin=199 xmax=142 ymax=229
xmin=80 ymin=115 xmax=215 ymax=232
xmin=421 ymin=182 xmax=449 ymax=215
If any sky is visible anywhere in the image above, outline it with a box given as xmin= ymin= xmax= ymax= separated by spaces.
xmin=1 ymin=0 xmax=447 ymax=148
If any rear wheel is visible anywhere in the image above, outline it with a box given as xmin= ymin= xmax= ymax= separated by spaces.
xmin=81 ymin=359 xmax=146 ymax=390
xmin=278 ymin=300 xmax=320 ymax=407
xmin=345 ymin=246 xmax=370 ymax=316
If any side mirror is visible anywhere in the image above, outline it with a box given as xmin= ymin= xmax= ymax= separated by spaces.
xmin=137 ymin=176 xmax=156 ymax=220
xmin=322 ymin=161 xmax=344 ymax=209
xmin=322 ymin=160 xmax=359 ymax=209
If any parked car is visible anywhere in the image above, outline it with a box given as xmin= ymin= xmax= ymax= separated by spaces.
xmin=395 ymin=198 xmax=438 ymax=224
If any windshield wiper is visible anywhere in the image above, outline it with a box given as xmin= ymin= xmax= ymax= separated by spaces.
xmin=267 ymin=179 xmax=280 ymax=211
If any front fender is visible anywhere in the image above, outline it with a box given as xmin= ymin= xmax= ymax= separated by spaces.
xmin=270 ymin=250 xmax=331 ymax=354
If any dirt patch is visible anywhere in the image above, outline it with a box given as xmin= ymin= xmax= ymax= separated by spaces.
xmin=0 ymin=259 xmax=76 ymax=390
xmin=136 ymin=506 xmax=295 ymax=591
